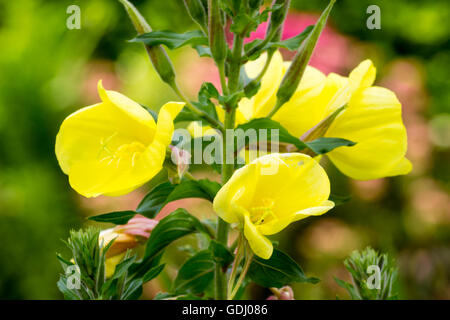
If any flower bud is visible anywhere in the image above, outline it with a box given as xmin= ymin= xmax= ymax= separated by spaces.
xmin=118 ymin=0 xmax=176 ymax=84
xmin=169 ymin=146 xmax=191 ymax=179
xmin=301 ymin=105 xmax=345 ymax=142
xmin=272 ymin=0 xmax=335 ymax=115
xmin=208 ymin=0 xmax=227 ymax=63
xmin=100 ymin=215 xmax=158 ymax=277
xmin=266 ymin=0 xmax=291 ymax=40
xmin=183 ymin=0 xmax=208 ymax=32
xmin=267 ymin=286 xmax=295 ymax=300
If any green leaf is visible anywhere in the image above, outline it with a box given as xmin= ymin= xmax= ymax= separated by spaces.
xmin=122 ymin=278 xmax=143 ymax=300
xmin=334 ymin=277 xmax=360 ymax=300
xmin=209 ymin=240 xmax=234 ymax=268
xmin=136 ymin=182 xmax=175 ymax=218
xmin=235 ymin=118 xmax=309 ymax=151
xmin=173 ymin=250 xmax=215 ymax=294
xmin=131 ymin=30 xmax=208 ymax=50
xmin=144 ymin=208 xmax=207 ymax=260
xmin=57 ymin=276 xmax=81 ymax=300
xmin=248 ymin=249 xmax=319 ymax=288
xmin=110 ymin=254 xmax=136 ymax=280
xmin=306 ymin=137 xmax=356 ymax=155
xmin=137 ymin=180 xmax=221 ymax=219
xmin=88 ymin=210 xmax=136 ymax=225
xmin=270 ymin=25 xmax=314 ymax=50
xmin=143 ymin=264 xmax=166 ymax=283
xmin=194 ymin=45 xmax=212 ymax=57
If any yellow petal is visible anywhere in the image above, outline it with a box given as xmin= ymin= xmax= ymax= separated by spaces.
xmin=348 ymin=59 xmax=376 ymax=91
xmin=105 ymin=252 xmax=126 ymax=278
xmin=292 ymin=200 xmax=335 ymax=222
xmin=56 ymin=81 xmax=183 ymax=197
xmin=273 ymin=66 xmax=327 ymax=137
xmin=244 ymin=215 xmax=273 ymax=259
xmin=213 ymin=153 xmax=333 ymax=244
xmin=239 ymin=51 xmax=285 ymax=118
xmin=326 ymin=86 xmax=410 ymax=180
xmin=213 ymin=164 xmax=259 ymax=224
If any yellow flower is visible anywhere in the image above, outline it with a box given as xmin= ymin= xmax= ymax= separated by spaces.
xmin=55 ymin=80 xmax=184 ymax=197
xmin=213 ymin=153 xmax=334 ymax=259
xmin=236 ymin=52 xmax=412 ymax=180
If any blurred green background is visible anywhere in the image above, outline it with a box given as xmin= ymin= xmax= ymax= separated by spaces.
xmin=0 ymin=0 xmax=448 ymax=299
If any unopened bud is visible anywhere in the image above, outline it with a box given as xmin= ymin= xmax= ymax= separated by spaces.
xmin=183 ymin=0 xmax=208 ymax=32
xmin=272 ymin=0 xmax=335 ymax=116
xmin=301 ymin=105 xmax=345 ymax=142
xmin=100 ymin=215 xmax=158 ymax=277
xmin=266 ymin=0 xmax=291 ymax=40
xmin=249 ymin=0 xmax=264 ymax=11
xmin=208 ymin=0 xmax=227 ymax=63
xmin=170 ymin=146 xmax=191 ymax=179
xmin=267 ymin=286 xmax=295 ymax=300
xmin=118 ymin=0 xmax=176 ymax=84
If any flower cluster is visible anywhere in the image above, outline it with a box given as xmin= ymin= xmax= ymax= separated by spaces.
xmin=55 ymin=0 xmax=411 ymax=300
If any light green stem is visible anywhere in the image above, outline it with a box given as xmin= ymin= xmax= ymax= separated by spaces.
xmin=214 ymin=29 xmax=245 ymax=301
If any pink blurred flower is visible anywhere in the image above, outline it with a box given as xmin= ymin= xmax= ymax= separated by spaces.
xmin=246 ymin=12 xmax=355 ymax=74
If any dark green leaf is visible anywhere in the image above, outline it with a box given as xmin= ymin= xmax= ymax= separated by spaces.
xmin=122 ymin=278 xmax=143 ymax=300
xmin=173 ymin=250 xmax=214 ymax=294
xmin=111 ymin=254 xmax=136 ymax=280
xmin=235 ymin=118 xmax=309 ymax=151
xmin=306 ymin=137 xmax=356 ymax=155
xmin=143 ymin=264 xmax=166 ymax=283
xmin=144 ymin=208 xmax=207 ymax=260
xmin=137 ymin=180 xmax=221 ymax=219
xmin=209 ymin=240 xmax=234 ymax=268
xmin=270 ymin=25 xmax=314 ymax=50
xmin=248 ymin=249 xmax=319 ymax=288
xmin=88 ymin=211 xmax=136 ymax=225
xmin=131 ymin=30 xmax=208 ymax=50
xmin=136 ymin=182 xmax=175 ymax=218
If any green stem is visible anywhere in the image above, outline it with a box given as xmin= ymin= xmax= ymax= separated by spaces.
xmin=229 ymin=249 xmax=254 ymax=300
xmin=254 ymin=50 xmax=274 ymax=83
xmin=227 ymin=234 xmax=244 ymax=299
xmin=218 ymin=62 xmax=229 ymax=96
xmin=214 ymin=30 xmax=245 ymax=300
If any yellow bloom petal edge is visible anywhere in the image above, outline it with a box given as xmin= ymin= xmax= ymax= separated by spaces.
xmin=55 ymin=80 xmax=184 ymax=197
xmin=213 ymin=153 xmax=334 ymax=259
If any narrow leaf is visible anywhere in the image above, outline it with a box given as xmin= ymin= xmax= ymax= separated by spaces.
xmin=132 ymin=30 xmax=208 ymax=50
xmin=88 ymin=211 xmax=136 ymax=225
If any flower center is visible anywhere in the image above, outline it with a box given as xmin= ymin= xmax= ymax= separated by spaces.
xmin=99 ymin=139 xmax=146 ymax=167
xmin=250 ymin=198 xmax=278 ymax=225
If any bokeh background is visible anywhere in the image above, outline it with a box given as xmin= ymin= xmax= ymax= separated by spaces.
xmin=0 ymin=0 xmax=449 ymax=299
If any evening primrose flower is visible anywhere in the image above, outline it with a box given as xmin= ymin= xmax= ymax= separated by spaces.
xmin=55 ymin=80 xmax=184 ymax=197
xmin=100 ymin=215 xmax=158 ymax=277
xmin=238 ymin=52 xmax=412 ymax=180
xmin=213 ymin=153 xmax=334 ymax=259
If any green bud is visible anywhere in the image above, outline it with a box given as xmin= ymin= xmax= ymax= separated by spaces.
xmin=208 ymin=0 xmax=227 ymax=63
xmin=183 ymin=0 xmax=208 ymax=33
xmin=249 ymin=0 xmax=264 ymax=11
xmin=266 ymin=0 xmax=291 ymax=39
xmin=271 ymin=0 xmax=335 ymax=116
xmin=118 ymin=0 xmax=176 ymax=84
xmin=301 ymin=105 xmax=345 ymax=141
